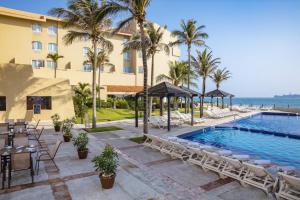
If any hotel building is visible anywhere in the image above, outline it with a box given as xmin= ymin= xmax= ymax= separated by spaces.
xmin=0 ymin=7 xmax=180 ymax=120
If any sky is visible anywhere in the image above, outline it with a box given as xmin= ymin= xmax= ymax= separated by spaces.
xmin=1 ymin=0 xmax=300 ymax=97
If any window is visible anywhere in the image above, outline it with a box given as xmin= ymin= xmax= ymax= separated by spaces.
xmin=48 ymin=43 xmax=57 ymax=53
xmin=32 ymin=60 xmax=44 ymax=68
xmin=123 ymin=51 xmax=132 ymax=73
xmin=123 ymin=66 xmax=132 ymax=73
xmin=47 ymin=60 xmax=56 ymax=69
xmin=32 ymin=41 xmax=42 ymax=51
xmin=138 ymin=66 xmax=144 ymax=73
xmin=83 ymin=47 xmax=89 ymax=57
xmin=48 ymin=25 xmax=57 ymax=35
xmin=32 ymin=23 xmax=42 ymax=33
xmin=0 ymin=96 xmax=6 ymax=111
xmin=83 ymin=64 xmax=92 ymax=72
xmin=27 ymin=96 xmax=52 ymax=110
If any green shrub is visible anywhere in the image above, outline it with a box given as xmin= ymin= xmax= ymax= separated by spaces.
xmin=115 ymin=99 xmax=129 ymax=109
xmin=73 ymin=132 xmax=89 ymax=151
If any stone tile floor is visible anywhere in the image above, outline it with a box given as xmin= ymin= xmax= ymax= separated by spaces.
xmin=0 ymin=113 xmax=276 ymax=200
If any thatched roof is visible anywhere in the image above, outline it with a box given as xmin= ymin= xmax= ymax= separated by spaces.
xmin=205 ymin=89 xmax=234 ymax=97
xmin=179 ymin=86 xmax=200 ymax=97
xmin=136 ymin=82 xmax=193 ymax=97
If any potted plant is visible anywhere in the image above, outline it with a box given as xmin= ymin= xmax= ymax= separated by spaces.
xmin=61 ymin=117 xmax=75 ymax=142
xmin=73 ymin=132 xmax=89 ymax=159
xmin=51 ymin=113 xmax=62 ymax=132
xmin=92 ymin=144 xmax=118 ymax=189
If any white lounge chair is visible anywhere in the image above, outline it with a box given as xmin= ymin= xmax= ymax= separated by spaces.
xmin=276 ymin=172 xmax=300 ymax=200
xmin=188 ymin=146 xmax=207 ymax=167
xmin=221 ymin=156 xmax=245 ymax=182
xmin=169 ymin=141 xmax=191 ymax=160
xmin=241 ymin=162 xmax=275 ymax=194
xmin=144 ymin=135 xmax=164 ymax=151
xmin=202 ymin=150 xmax=225 ymax=177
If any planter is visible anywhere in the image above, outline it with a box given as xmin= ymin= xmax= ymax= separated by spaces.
xmin=99 ymin=174 xmax=115 ymax=189
xmin=63 ymin=134 xmax=72 ymax=142
xmin=54 ymin=125 xmax=61 ymax=132
xmin=77 ymin=148 xmax=88 ymax=159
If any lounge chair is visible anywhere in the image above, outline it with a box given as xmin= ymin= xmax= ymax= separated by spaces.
xmin=221 ymin=156 xmax=245 ymax=182
xmin=202 ymin=150 xmax=225 ymax=177
xmin=144 ymin=135 xmax=165 ymax=151
xmin=241 ymin=162 xmax=275 ymax=194
xmin=35 ymin=140 xmax=62 ymax=174
xmin=169 ymin=141 xmax=191 ymax=160
xmin=188 ymin=147 xmax=207 ymax=167
xmin=276 ymin=172 xmax=300 ymax=200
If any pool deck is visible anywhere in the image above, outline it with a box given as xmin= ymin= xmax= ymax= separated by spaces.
xmin=1 ymin=111 xmax=279 ymax=200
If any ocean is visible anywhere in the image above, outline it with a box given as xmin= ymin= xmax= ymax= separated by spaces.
xmin=203 ymin=97 xmax=300 ymax=108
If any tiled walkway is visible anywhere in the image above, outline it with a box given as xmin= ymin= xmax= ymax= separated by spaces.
xmin=0 ymin=114 xmax=276 ymax=200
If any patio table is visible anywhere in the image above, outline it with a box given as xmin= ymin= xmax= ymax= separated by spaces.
xmin=0 ymin=145 xmax=36 ymax=189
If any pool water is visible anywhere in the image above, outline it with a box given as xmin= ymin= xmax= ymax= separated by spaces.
xmin=180 ymin=112 xmax=300 ymax=168
xmin=227 ymin=112 xmax=300 ymax=136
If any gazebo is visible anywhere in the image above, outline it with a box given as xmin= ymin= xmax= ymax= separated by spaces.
xmin=204 ymin=89 xmax=234 ymax=109
xmin=135 ymin=82 xmax=196 ymax=131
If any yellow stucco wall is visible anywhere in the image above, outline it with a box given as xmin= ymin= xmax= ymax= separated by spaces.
xmin=0 ymin=6 xmax=180 ymax=90
xmin=0 ymin=63 xmax=75 ymax=121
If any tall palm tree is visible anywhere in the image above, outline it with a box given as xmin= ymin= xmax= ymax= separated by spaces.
xmin=73 ymin=82 xmax=91 ymax=124
xmin=171 ymin=19 xmax=208 ymax=90
xmin=83 ymin=48 xmax=114 ymax=103
xmin=191 ymin=49 xmax=220 ymax=117
xmin=123 ymin=22 xmax=170 ymax=113
xmin=46 ymin=53 xmax=63 ymax=78
xmin=103 ymin=0 xmax=151 ymax=134
xmin=50 ymin=0 xmax=113 ymax=128
xmin=210 ymin=68 xmax=231 ymax=89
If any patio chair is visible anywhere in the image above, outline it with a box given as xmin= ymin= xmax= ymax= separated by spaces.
xmin=241 ymin=162 xmax=275 ymax=194
xmin=144 ymin=135 xmax=164 ymax=151
xmin=27 ymin=119 xmax=41 ymax=131
xmin=202 ymin=150 xmax=226 ymax=178
xmin=35 ymin=140 xmax=62 ymax=174
xmin=160 ymin=139 xmax=175 ymax=155
xmin=221 ymin=156 xmax=245 ymax=182
xmin=14 ymin=134 xmax=29 ymax=147
xmin=276 ymin=172 xmax=300 ymax=200
xmin=9 ymin=152 xmax=34 ymax=187
xmin=14 ymin=122 xmax=26 ymax=133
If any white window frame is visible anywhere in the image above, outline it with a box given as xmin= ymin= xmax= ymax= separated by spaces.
xmin=83 ymin=63 xmax=92 ymax=72
xmin=83 ymin=47 xmax=89 ymax=57
xmin=32 ymin=23 xmax=42 ymax=33
xmin=32 ymin=41 xmax=42 ymax=51
xmin=47 ymin=60 xmax=56 ymax=69
xmin=48 ymin=43 xmax=57 ymax=53
xmin=48 ymin=25 xmax=57 ymax=35
xmin=32 ymin=60 xmax=44 ymax=68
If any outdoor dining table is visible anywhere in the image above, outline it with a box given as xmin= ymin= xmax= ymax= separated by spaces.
xmin=0 ymin=145 xmax=36 ymax=189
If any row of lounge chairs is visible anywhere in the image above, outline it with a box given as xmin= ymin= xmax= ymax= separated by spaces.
xmin=205 ymin=108 xmax=239 ymax=119
xmin=143 ymin=135 xmax=300 ymax=199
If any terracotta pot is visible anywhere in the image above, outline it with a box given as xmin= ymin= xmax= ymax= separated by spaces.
xmin=54 ymin=125 xmax=61 ymax=132
xmin=99 ymin=174 xmax=115 ymax=189
xmin=63 ymin=135 xmax=72 ymax=142
xmin=77 ymin=148 xmax=88 ymax=159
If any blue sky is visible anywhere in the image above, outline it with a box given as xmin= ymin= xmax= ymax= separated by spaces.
xmin=1 ymin=0 xmax=300 ymax=97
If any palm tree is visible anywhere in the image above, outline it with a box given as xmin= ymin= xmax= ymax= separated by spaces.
xmin=50 ymin=0 xmax=113 ymax=128
xmin=83 ymin=48 xmax=114 ymax=103
xmin=103 ymin=0 xmax=151 ymax=134
xmin=210 ymin=68 xmax=231 ymax=89
xmin=123 ymin=22 xmax=170 ymax=113
xmin=46 ymin=53 xmax=63 ymax=78
xmin=191 ymin=49 xmax=220 ymax=117
xmin=73 ymin=82 xmax=91 ymax=124
xmin=171 ymin=19 xmax=208 ymax=90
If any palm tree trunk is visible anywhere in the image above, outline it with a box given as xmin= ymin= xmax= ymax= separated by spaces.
xmin=149 ymin=53 xmax=155 ymax=116
xmin=98 ymin=66 xmax=101 ymax=108
xmin=54 ymin=64 xmax=57 ymax=78
xmin=200 ymin=77 xmax=206 ymax=117
xmin=187 ymin=45 xmax=191 ymax=113
xmin=139 ymin=21 xmax=149 ymax=134
xmin=92 ymin=40 xmax=97 ymax=128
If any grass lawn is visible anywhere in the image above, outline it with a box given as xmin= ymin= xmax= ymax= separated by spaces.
xmin=84 ymin=126 xmax=123 ymax=133
xmin=129 ymin=135 xmax=147 ymax=144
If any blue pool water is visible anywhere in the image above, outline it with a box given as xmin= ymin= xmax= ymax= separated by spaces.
xmin=180 ymin=113 xmax=300 ymax=168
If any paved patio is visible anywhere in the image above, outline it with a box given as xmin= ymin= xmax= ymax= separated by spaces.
xmin=0 ymin=112 xmax=276 ymax=200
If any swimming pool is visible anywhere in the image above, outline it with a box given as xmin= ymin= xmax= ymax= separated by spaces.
xmin=179 ymin=112 xmax=300 ymax=168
